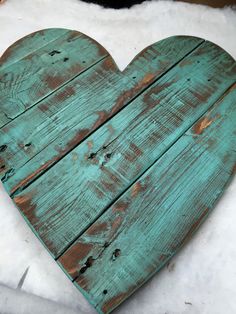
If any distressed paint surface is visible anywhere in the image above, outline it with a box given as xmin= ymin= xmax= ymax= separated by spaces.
xmin=0 ymin=35 xmax=203 ymax=194
xmin=0 ymin=29 xmax=235 ymax=314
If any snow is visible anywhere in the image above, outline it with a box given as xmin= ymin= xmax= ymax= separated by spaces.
xmin=0 ymin=0 xmax=235 ymax=313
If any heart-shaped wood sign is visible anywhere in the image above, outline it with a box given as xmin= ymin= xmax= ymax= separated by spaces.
xmin=0 ymin=28 xmax=235 ymax=313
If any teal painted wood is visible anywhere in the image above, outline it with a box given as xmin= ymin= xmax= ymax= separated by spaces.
xmin=0 ymin=34 xmax=203 ymax=195
xmin=0 ymin=29 xmax=68 ymax=68
xmin=10 ymin=40 xmax=236 ymax=257
xmin=61 ymin=85 xmax=236 ymax=313
xmin=0 ymin=28 xmax=108 ymax=127
xmin=0 ymin=29 xmax=235 ymax=314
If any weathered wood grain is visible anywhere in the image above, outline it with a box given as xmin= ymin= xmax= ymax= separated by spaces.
xmin=12 ymin=40 xmax=236 ymax=257
xmin=59 ymin=84 xmax=236 ymax=313
xmin=0 ymin=30 xmax=235 ymax=314
xmin=0 ymin=28 xmax=109 ymax=127
xmin=0 ymin=29 xmax=68 ymax=68
xmin=0 ymin=35 xmax=203 ymax=194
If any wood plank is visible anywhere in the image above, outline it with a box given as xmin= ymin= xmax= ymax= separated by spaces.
xmin=1 ymin=31 xmax=236 ymax=314
xmin=0 ymin=28 xmax=109 ymax=126
xmin=0 ymin=29 xmax=69 ymax=68
xmin=0 ymin=29 xmax=67 ymax=127
xmin=0 ymin=36 xmax=203 ymax=194
xmin=12 ymin=41 xmax=236 ymax=257
xmin=58 ymin=84 xmax=236 ymax=314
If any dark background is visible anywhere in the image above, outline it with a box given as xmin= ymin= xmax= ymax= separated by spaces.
xmin=81 ymin=0 xmax=236 ymax=9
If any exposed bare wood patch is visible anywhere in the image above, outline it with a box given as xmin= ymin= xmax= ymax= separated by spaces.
xmin=1 ymin=30 xmax=235 ymax=314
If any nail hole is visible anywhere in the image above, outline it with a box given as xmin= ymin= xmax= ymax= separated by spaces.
xmin=49 ymin=50 xmax=61 ymax=56
xmin=197 ymin=61 xmax=200 ymax=64
xmin=63 ymin=57 xmax=69 ymax=62
xmin=86 ymin=256 xmax=94 ymax=267
xmin=187 ymin=78 xmax=190 ymax=81
xmin=0 ymin=165 xmax=5 ymax=169
xmin=79 ymin=256 xmax=94 ymax=274
xmin=103 ymin=289 xmax=108 ymax=295
xmin=112 ymin=249 xmax=121 ymax=261
xmin=0 ymin=145 xmax=7 ymax=152
xmin=25 ymin=142 xmax=32 ymax=147
xmin=82 ymin=60 xmax=86 ymax=63
xmin=79 ymin=266 xmax=87 ymax=274
xmin=132 ymin=76 xmax=136 ymax=79
xmin=88 ymin=152 xmax=96 ymax=160
xmin=106 ymin=153 xmax=112 ymax=159
xmin=208 ymin=79 xmax=211 ymax=81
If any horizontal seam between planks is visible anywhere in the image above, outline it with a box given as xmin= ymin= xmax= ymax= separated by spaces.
xmin=10 ymin=40 xmax=205 ymax=196
xmin=0 ymin=29 xmax=73 ymax=71
xmin=0 ymin=53 xmax=109 ymax=130
xmin=55 ymin=78 xmax=236 ymax=261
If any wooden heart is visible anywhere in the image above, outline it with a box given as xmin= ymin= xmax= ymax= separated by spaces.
xmin=0 ymin=29 xmax=235 ymax=313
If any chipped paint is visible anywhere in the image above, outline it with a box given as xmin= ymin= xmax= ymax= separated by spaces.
xmin=45 ymin=74 xmax=65 ymax=90
xmin=14 ymin=193 xmax=38 ymax=224
xmin=58 ymin=241 xmax=94 ymax=278
xmin=55 ymin=84 xmax=76 ymax=102
xmin=112 ymin=201 xmax=129 ymax=213
xmin=10 ymin=160 xmax=53 ymax=195
xmin=193 ymin=116 xmax=214 ymax=134
xmin=131 ymin=181 xmax=145 ymax=197
xmin=101 ymin=290 xmax=131 ymax=313
xmin=87 ymin=222 xmax=108 ymax=236
xmin=1 ymin=29 xmax=235 ymax=314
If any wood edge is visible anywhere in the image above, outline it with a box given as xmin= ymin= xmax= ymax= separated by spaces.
xmin=204 ymin=39 xmax=236 ymax=62
xmin=0 ymin=27 xmax=119 ymax=72
xmin=0 ymin=28 xmax=68 ymax=66
xmin=123 ymin=35 xmax=236 ymax=75
xmin=1 ymin=30 xmax=235 ymax=76
xmin=122 ymin=35 xmax=204 ymax=74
